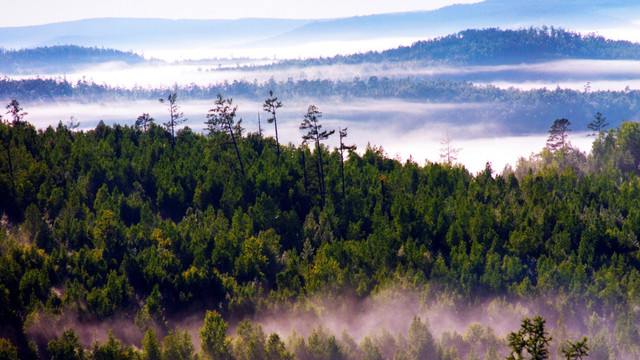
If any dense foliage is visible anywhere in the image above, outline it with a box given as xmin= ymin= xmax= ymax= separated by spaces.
xmin=266 ymin=27 xmax=640 ymax=67
xmin=2 ymin=98 xmax=640 ymax=359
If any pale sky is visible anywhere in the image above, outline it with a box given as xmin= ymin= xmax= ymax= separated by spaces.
xmin=1 ymin=0 xmax=483 ymax=27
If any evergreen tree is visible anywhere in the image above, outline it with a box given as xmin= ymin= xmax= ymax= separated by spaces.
xmin=546 ymin=118 xmax=571 ymax=153
xmin=206 ymin=93 xmax=245 ymax=176
xmin=199 ymin=310 xmax=231 ymax=360
xmin=142 ymin=327 xmax=162 ymax=360
xmin=587 ymin=112 xmax=608 ymax=137
xmin=135 ymin=113 xmax=155 ymax=132
xmin=507 ymin=316 xmax=552 ymax=360
xmin=47 ymin=329 xmax=86 ymax=360
xmin=561 ymin=337 xmax=589 ymax=360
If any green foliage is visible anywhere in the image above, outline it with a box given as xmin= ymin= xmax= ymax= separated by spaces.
xmin=507 ymin=316 xmax=552 ymax=360
xmin=2 ymin=100 xmax=640 ymax=358
xmin=0 ymin=339 xmax=19 ymax=360
xmin=561 ymin=337 xmax=589 ymax=360
xmin=47 ymin=329 xmax=86 ymax=360
xmin=142 ymin=327 xmax=162 ymax=360
xmin=200 ymin=310 xmax=231 ymax=360
xmin=161 ymin=327 xmax=194 ymax=360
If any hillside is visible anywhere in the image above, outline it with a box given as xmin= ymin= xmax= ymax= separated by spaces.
xmin=1 ymin=99 xmax=640 ymax=358
xmin=270 ymin=27 xmax=640 ymax=67
xmin=0 ymin=45 xmax=146 ymax=74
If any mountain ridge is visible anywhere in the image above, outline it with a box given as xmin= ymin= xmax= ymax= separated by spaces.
xmin=1 ymin=0 xmax=638 ymax=54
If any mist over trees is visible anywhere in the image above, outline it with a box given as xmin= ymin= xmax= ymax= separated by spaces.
xmin=2 ymin=23 xmax=640 ymax=360
xmin=1 ymin=97 xmax=640 ymax=358
xmin=3 ymin=76 xmax=640 ymax=134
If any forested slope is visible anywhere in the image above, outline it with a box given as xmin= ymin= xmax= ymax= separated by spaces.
xmin=1 ymin=99 xmax=640 ymax=359
xmin=0 ymin=46 xmax=145 ymax=74
xmin=268 ymin=27 xmax=640 ymax=67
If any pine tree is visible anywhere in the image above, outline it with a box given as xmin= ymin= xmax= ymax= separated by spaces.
xmin=507 ymin=316 xmax=552 ymax=360
xmin=546 ymin=118 xmax=571 ymax=153
xmin=206 ymin=93 xmax=245 ymax=177
xmin=587 ymin=112 xmax=608 ymax=137
xmin=300 ymin=105 xmax=334 ymax=205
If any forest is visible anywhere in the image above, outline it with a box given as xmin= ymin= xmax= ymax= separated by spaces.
xmin=256 ymin=27 xmax=640 ymax=68
xmin=2 ymin=76 xmax=640 ymax=134
xmin=1 ymin=93 xmax=640 ymax=359
xmin=0 ymin=46 xmax=145 ymax=74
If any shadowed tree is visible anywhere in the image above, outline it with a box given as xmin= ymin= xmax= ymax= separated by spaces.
xmin=587 ymin=112 xmax=608 ymax=137
xmin=300 ymin=105 xmax=334 ymax=205
xmin=159 ymin=93 xmax=186 ymax=143
xmin=46 ymin=329 xmax=86 ymax=360
xmin=206 ymin=93 xmax=245 ymax=177
xmin=546 ymin=118 xmax=571 ymax=153
xmin=6 ymin=100 xmax=27 ymax=126
xmin=338 ymin=127 xmax=356 ymax=202
xmin=301 ymin=139 xmax=310 ymax=194
xmin=263 ymin=90 xmax=283 ymax=159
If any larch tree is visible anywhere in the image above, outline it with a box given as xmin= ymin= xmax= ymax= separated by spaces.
xmin=546 ymin=118 xmax=571 ymax=153
xmin=300 ymin=105 xmax=334 ymax=205
xmin=440 ymin=131 xmax=461 ymax=165
xmin=263 ymin=90 xmax=283 ymax=159
xmin=206 ymin=93 xmax=245 ymax=177
xmin=158 ymin=93 xmax=186 ymax=143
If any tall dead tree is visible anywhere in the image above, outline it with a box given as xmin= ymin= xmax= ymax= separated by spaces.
xmin=300 ymin=105 xmax=334 ymax=205
xmin=263 ymin=90 xmax=283 ymax=159
xmin=338 ymin=127 xmax=356 ymax=202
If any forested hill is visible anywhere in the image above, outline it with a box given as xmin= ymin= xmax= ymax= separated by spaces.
xmin=272 ymin=27 xmax=640 ymax=67
xmin=0 ymin=45 xmax=146 ymax=74
xmin=2 ymin=99 xmax=640 ymax=358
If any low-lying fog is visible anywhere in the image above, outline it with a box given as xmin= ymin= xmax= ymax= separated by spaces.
xmin=13 ymin=58 xmax=640 ymax=92
xmin=23 ymin=98 xmax=594 ymax=174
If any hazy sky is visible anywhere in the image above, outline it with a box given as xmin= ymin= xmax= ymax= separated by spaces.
xmin=2 ymin=0 xmax=483 ymax=27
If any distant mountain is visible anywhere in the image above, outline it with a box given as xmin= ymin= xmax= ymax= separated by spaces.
xmin=0 ymin=0 xmax=638 ymax=58
xmin=0 ymin=45 xmax=146 ymax=74
xmin=0 ymin=18 xmax=312 ymax=50
xmin=270 ymin=28 xmax=640 ymax=68
xmin=253 ymin=0 xmax=640 ymax=45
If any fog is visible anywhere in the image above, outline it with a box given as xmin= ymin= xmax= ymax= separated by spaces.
xmin=26 ymin=287 xmax=599 ymax=359
xmin=13 ymin=58 xmax=640 ymax=93
xmin=22 ymin=97 xmax=594 ymax=174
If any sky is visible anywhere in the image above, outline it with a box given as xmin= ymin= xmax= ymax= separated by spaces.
xmin=1 ymin=0 xmax=484 ymax=27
